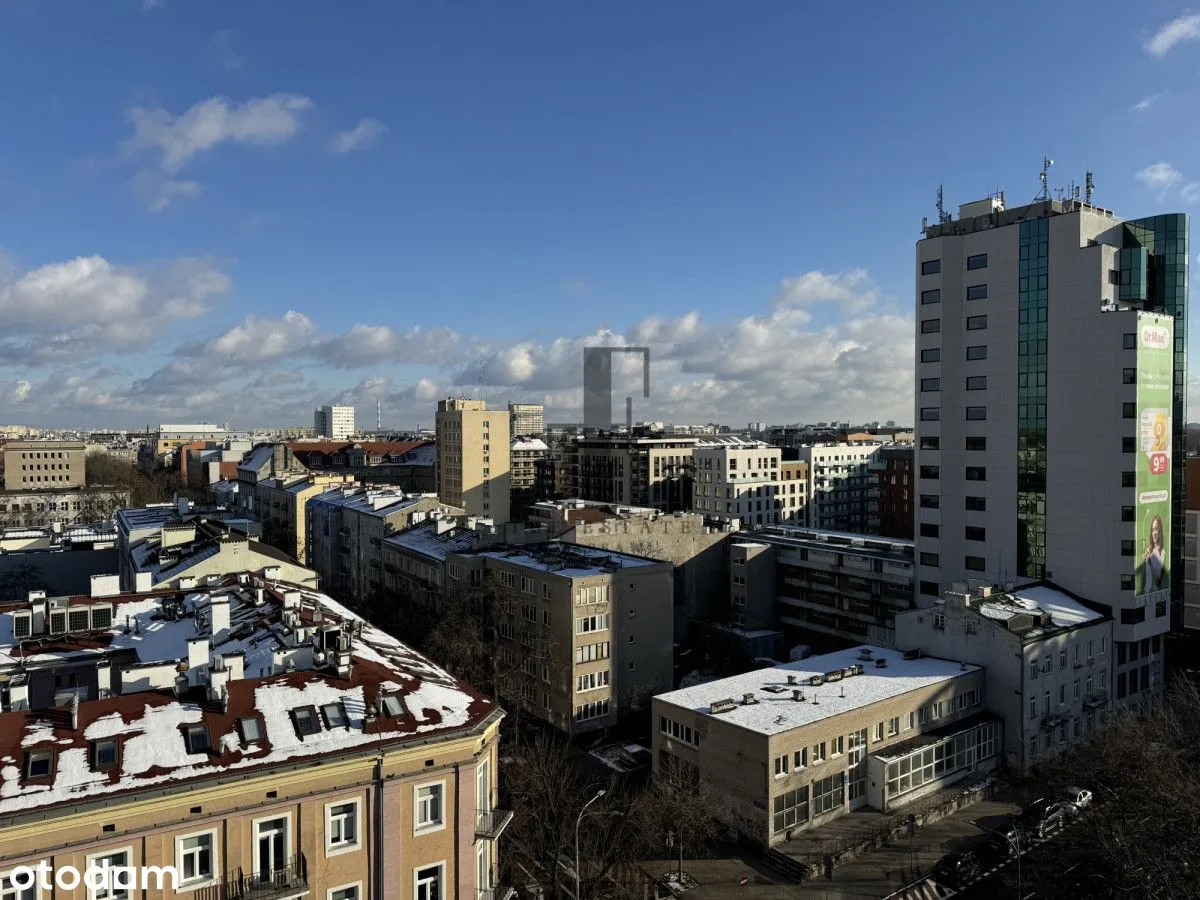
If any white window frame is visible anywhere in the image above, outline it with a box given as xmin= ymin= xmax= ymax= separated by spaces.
xmin=84 ymin=845 xmax=134 ymax=900
xmin=1 ymin=865 xmax=43 ymax=900
xmin=250 ymin=812 xmax=293 ymax=880
xmin=414 ymin=861 xmax=446 ymax=900
xmin=327 ymin=882 xmax=362 ymax=900
xmin=477 ymin=840 xmax=492 ymax=895
xmin=174 ymin=828 xmax=219 ymax=888
xmin=324 ymin=798 xmax=362 ymax=856
xmin=414 ymin=780 xmax=447 ymax=834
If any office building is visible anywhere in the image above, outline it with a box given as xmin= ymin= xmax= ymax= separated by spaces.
xmin=0 ymin=575 xmax=509 ymax=900
xmin=575 ymin=433 xmax=697 ymax=513
xmin=652 ymin=646 xmax=996 ymax=846
xmin=915 ymin=194 xmax=1187 ymax=696
xmin=895 ymin=582 xmax=1112 ymax=771
xmin=436 ymin=399 xmax=511 ymax=523
xmin=314 ymin=404 xmax=356 ymax=441
xmin=508 ymin=402 xmax=545 ymax=438
xmin=2 ymin=441 xmax=87 ymax=491
xmin=691 ymin=437 xmax=808 ymax=528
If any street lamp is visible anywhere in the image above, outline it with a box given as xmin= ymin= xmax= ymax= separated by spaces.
xmin=576 ymin=789 xmax=606 ymax=900
xmin=1001 ymin=830 xmax=1022 ymax=900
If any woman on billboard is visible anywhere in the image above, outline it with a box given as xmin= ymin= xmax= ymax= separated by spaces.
xmin=1140 ymin=513 xmax=1167 ymax=593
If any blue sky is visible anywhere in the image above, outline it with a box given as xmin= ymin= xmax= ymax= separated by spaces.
xmin=0 ymin=0 xmax=1198 ymax=428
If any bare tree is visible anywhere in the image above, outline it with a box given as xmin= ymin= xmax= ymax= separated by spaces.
xmin=0 ymin=561 xmax=44 ymax=602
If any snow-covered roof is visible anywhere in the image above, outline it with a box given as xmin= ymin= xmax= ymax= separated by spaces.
xmin=654 ymin=645 xmax=978 ymax=737
xmin=469 ymin=540 xmax=657 ymax=576
xmin=384 ymin=519 xmax=479 ymax=561
xmin=237 ymin=444 xmax=276 ymax=474
xmin=310 ymin=487 xmax=440 ymax=518
xmin=396 ymin=443 xmax=437 ymax=467
xmin=961 ymin=583 xmax=1104 ymax=636
xmin=511 ymin=438 xmax=549 ymax=452
xmin=0 ymin=577 xmax=495 ymax=816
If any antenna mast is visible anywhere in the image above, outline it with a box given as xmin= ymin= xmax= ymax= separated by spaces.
xmin=476 ymin=354 xmax=487 ymax=405
xmin=935 ymin=184 xmax=950 ymax=224
xmin=1038 ymin=156 xmax=1054 ymax=202
xmin=1085 ymin=171 xmax=1095 ymax=204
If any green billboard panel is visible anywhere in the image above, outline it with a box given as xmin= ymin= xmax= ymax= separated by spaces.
xmin=1136 ymin=311 xmax=1174 ymax=598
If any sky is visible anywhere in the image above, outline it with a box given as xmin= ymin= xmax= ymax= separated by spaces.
xmin=1 ymin=0 xmax=1199 ymax=430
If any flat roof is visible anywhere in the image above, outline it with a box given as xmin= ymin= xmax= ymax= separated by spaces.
xmin=470 ymin=541 xmax=657 ymax=577
xmin=654 ymin=645 xmax=978 ymax=737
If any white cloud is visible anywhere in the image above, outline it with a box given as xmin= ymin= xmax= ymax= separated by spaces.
xmin=124 ymin=92 xmax=313 ymax=174
xmin=1183 ymin=182 xmax=1200 ymax=203
xmin=9 ymin=380 xmax=30 ymax=404
xmin=1130 ymin=92 xmax=1167 ymax=112
xmin=1135 ymin=161 xmax=1184 ymax=193
xmin=329 ymin=118 xmax=388 ymax=154
xmin=1145 ymin=13 xmax=1200 ymax=56
xmin=147 ymin=177 xmax=202 ymax=213
xmin=208 ymin=30 xmax=244 ymax=71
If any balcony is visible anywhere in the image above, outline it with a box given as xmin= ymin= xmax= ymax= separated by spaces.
xmin=477 ymin=889 xmax=517 ymax=900
xmin=476 ymin=807 xmax=514 ymax=840
xmin=194 ymin=853 xmax=308 ymax=900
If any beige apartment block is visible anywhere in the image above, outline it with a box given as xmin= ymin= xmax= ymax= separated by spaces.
xmin=3 ymin=441 xmax=86 ymax=491
xmin=691 ymin=438 xmax=809 ymax=528
xmin=652 ymin=645 xmax=998 ymax=846
xmin=447 ymin=542 xmax=674 ymax=735
xmin=255 ymin=473 xmax=355 ymax=564
xmin=0 ymin=576 xmax=511 ymax=900
xmin=508 ymin=402 xmax=544 ymax=438
xmin=436 ymin=399 xmax=511 ymax=524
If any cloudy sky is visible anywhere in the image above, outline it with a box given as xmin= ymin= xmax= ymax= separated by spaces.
xmin=0 ymin=1 xmax=1197 ymax=429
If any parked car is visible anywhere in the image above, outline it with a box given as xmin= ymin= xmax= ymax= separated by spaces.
xmin=933 ymin=851 xmax=981 ymax=887
xmin=1061 ymin=786 xmax=1093 ymax=813
xmin=1018 ymin=798 xmax=1069 ymax=837
xmin=978 ymin=823 xmax=1024 ymax=861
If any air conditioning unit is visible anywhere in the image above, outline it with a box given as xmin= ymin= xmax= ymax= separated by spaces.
xmin=49 ymin=610 xmax=67 ymax=634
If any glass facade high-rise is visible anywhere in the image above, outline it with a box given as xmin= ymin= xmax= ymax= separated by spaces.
xmin=1017 ymin=218 xmax=1049 ymax=579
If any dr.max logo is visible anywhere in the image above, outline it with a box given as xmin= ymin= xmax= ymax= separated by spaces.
xmin=1140 ymin=325 xmax=1170 ymax=349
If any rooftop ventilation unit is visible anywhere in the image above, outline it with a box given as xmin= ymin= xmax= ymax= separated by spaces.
xmin=808 ymin=675 xmax=823 ymax=686
xmin=902 ymin=648 xmax=922 ymax=660
xmin=875 ymin=657 xmax=888 ymax=668
xmin=857 ymin=648 xmax=874 ymax=661
xmin=710 ymin=698 xmax=736 ymax=714
xmin=824 ymin=669 xmax=844 ymax=682
xmin=741 ymin=692 xmax=757 ymax=705
xmin=786 ymin=674 xmax=797 ymax=685
xmin=792 ymin=689 xmax=806 ymax=702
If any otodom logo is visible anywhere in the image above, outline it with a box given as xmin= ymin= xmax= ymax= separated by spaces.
xmin=7 ymin=861 xmax=179 ymax=893
xmin=1140 ymin=324 xmax=1171 ymax=349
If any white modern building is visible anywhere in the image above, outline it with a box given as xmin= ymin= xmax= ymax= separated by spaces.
xmin=508 ymin=403 xmax=545 ymax=437
xmin=314 ymin=404 xmax=356 ymax=441
xmin=692 ymin=437 xmax=807 ymax=528
xmin=797 ymin=442 xmax=884 ymax=533
xmin=915 ymin=193 xmax=1187 ymax=704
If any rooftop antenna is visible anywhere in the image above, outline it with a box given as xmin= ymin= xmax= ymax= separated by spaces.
xmin=1038 ymin=156 xmax=1054 ymax=203
xmin=376 ymin=396 xmax=382 ymax=434
xmin=1085 ymin=171 xmax=1095 ymax=204
xmin=935 ymin=184 xmax=950 ymax=224
xmin=476 ymin=354 xmax=487 ymax=405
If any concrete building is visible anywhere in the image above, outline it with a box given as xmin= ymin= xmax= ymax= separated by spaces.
xmin=115 ymin=500 xmax=260 ymax=587
xmin=436 ymin=399 xmax=511 ymax=523
xmin=0 ymin=487 xmax=131 ymax=528
xmin=733 ymin=526 xmax=916 ymax=651
xmin=0 ymin=522 xmax=119 ymax=598
xmin=0 ymin=576 xmax=509 ymax=900
xmin=306 ymin=487 xmax=464 ymax=600
xmin=447 ymin=541 xmax=675 ymax=734
xmin=154 ymin=424 xmax=234 ymax=455
xmin=510 ymin=437 xmax=550 ymax=522
xmin=895 ymin=582 xmax=1112 ymax=772
xmin=652 ymin=645 xmax=996 ymax=846
xmin=870 ymin=445 xmax=914 ymax=539
xmin=314 ymin=404 xmax=356 ymax=441
xmin=288 ymin=440 xmax=434 ymax=492
xmin=691 ymin=437 xmax=808 ymax=528
xmin=236 ymin=444 xmax=310 ymax=518
xmin=2 ymin=441 xmax=86 ymax=491
xmin=253 ymin=473 xmax=357 ymax=564
xmin=182 ymin=438 xmax=253 ymax=489
xmin=915 ymin=195 xmax=1187 ymax=697
xmin=797 ymin=442 xmax=884 ymax=532
xmin=508 ymin=402 xmax=545 ymax=437
xmin=575 ymin=433 xmax=697 ymax=513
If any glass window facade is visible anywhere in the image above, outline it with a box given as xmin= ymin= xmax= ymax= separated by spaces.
xmin=1018 ymin=217 xmax=1049 ymax=578
xmin=884 ymin=720 xmax=1000 ymax=802
xmin=773 ymin=786 xmax=809 ymax=833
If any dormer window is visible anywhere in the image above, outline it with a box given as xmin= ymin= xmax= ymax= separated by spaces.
xmin=26 ymin=748 xmax=53 ymax=779
xmin=321 ymin=702 xmax=349 ymax=728
xmin=291 ymin=706 xmax=321 ymax=738
xmin=184 ymin=724 xmax=211 ymax=754
xmin=92 ymin=737 xmax=119 ymax=770
xmin=380 ymin=694 xmax=406 ymax=718
xmin=237 ymin=715 xmax=263 ymax=744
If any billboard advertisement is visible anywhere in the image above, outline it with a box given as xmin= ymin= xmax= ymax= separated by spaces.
xmin=1135 ymin=312 xmax=1174 ymax=598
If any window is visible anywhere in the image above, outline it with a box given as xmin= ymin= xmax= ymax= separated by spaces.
xmin=1059 ymin=649 xmax=1067 ymax=669
xmin=921 ymin=348 xmax=941 ymax=363
xmin=874 ymin=722 xmax=884 ymax=742
xmin=965 ymin=466 xmax=986 ymax=481
xmin=920 ymin=552 xmax=940 ymax=567
xmin=93 ymin=738 xmax=119 ymax=770
xmin=380 ymin=694 xmax=406 ymax=717
xmin=919 ymin=465 xmax=940 ymax=479
xmin=965 ymin=556 xmax=986 ymax=572
xmin=920 ymin=407 xmax=940 ymax=421
xmin=237 ymin=716 xmax=263 ymax=744
xmin=794 ymin=747 xmax=808 ymax=768
xmin=774 ymin=754 xmax=789 ymax=777
xmin=415 ymin=864 xmax=444 ymax=900
xmin=812 ymin=774 xmax=844 ymax=816
xmin=322 ymin=702 xmax=349 ymax=729
xmin=966 ymin=315 xmax=987 ymax=330
xmin=811 ymin=742 xmax=826 ymax=763
xmin=415 ymin=783 xmax=445 ymax=831
xmin=329 ymin=887 xmax=361 ymax=900
xmin=965 ymin=436 xmax=986 ymax=451
xmin=1122 ymin=367 xmax=1136 ymax=384
xmin=1122 ymin=402 xmax=1136 ymax=418
xmin=1073 ymin=680 xmax=1081 ymax=701
xmin=919 ymin=580 xmax=940 ymax=597
xmin=177 ymin=831 xmax=216 ymax=885
xmin=919 ymin=523 xmax=939 ymax=538
xmin=25 ymin=749 xmax=52 ymax=779
xmin=966 ymin=253 xmax=988 ymax=270
xmin=965 ymin=526 xmax=986 ymax=542
xmin=1120 ymin=574 xmax=1134 ymax=591
xmin=86 ymin=849 xmax=131 ymax=900
xmin=922 ymin=259 xmax=941 ymax=275
xmin=966 ymin=406 xmax=987 ymax=420
xmin=1029 ymin=695 xmax=1037 ymax=718
xmin=0 ymin=871 xmax=37 ymax=900
xmin=184 ymin=724 xmax=211 ymax=754
xmin=921 ymin=318 xmax=941 ymax=334
xmin=831 ymin=735 xmax=844 ymax=755
xmin=773 ymin=786 xmax=809 ymax=833
xmin=576 ymin=614 xmax=610 ymax=633
xmin=966 ymin=284 xmax=988 ymax=301
xmin=1123 ymin=332 xmax=1136 ymax=349
xmin=966 ymin=376 xmax=987 ymax=391
xmin=921 ymin=289 xmax=941 ymax=305
xmin=327 ymin=800 xmax=359 ymax=853
xmin=1122 ymin=471 xmax=1135 ymax=487
xmin=920 ymin=436 xmax=940 ymax=450
xmin=1121 ymin=506 xmax=1135 ymax=522
xmin=1122 ymin=436 xmax=1135 ymax=453
xmin=919 ymin=494 xmax=939 ymax=509
xmin=966 ymin=344 xmax=987 ymax=360
xmin=887 ymin=716 xmax=900 ymax=736
xmin=291 ymin=707 xmax=321 ymax=738
xmin=576 ymin=670 xmax=610 ymax=692
xmin=920 ymin=378 xmax=940 ymax=392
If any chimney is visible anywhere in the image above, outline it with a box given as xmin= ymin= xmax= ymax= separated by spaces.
xmin=254 ymin=588 xmax=265 ymax=605
xmin=187 ymin=636 xmax=210 ymax=679
xmin=209 ymin=665 xmax=231 ymax=702
xmin=90 ymin=574 xmax=121 ymax=599
xmin=70 ymin=693 xmax=79 ymax=730
xmin=209 ymin=598 xmax=231 ymax=643
xmin=224 ymin=652 xmax=245 ymax=682
xmin=96 ymin=660 xmax=113 ymax=698
xmin=176 ymin=495 xmax=190 ymax=517
xmin=283 ymin=591 xmax=301 ymax=610
xmin=786 ymin=674 xmax=797 ymax=685
xmin=8 ymin=674 xmax=29 ymax=710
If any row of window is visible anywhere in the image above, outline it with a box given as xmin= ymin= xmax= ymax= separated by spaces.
xmin=920 ymin=523 xmax=986 ymax=542
xmin=919 ymin=553 xmax=986 ymax=572
xmin=919 ymin=495 xmax=987 ymax=511
xmin=918 ymin=466 xmax=987 ymax=481
xmin=921 ymin=345 xmax=989 ymax=363
xmin=921 ymin=315 xmax=987 ymax=334
xmin=660 ymin=715 xmax=701 ymax=748
xmin=885 ymin=721 xmax=999 ymax=801
xmin=920 ymin=283 xmax=989 ymax=305
xmin=919 ymin=436 xmax=987 ymax=451
xmin=919 ymin=407 xmax=988 ymax=421
xmin=920 ymin=376 xmax=988 ymax=392
xmin=921 ymin=254 xmax=987 ymax=276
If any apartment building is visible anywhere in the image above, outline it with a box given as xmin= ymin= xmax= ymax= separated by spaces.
xmin=255 ymin=473 xmax=356 ymax=564
xmin=154 ymin=424 xmax=234 ymax=455
xmin=436 ymin=399 xmax=511 ymax=523
xmin=895 ymin=582 xmax=1112 ymax=771
xmin=446 ymin=542 xmax=674 ymax=734
xmin=0 ymin=521 xmax=118 ymax=598
xmin=731 ymin=527 xmax=915 ymax=649
xmin=306 ymin=487 xmax=464 ymax=600
xmin=182 ymin=439 xmax=252 ymax=489
xmin=314 ymin=404 xmax=356 ymax=440
xmin=115 ymin=500 xmax=260 ymax=588
xmin=916 ymin=195 xmax=1187 ymax=694
xmin=870 ymin=445 xmax=914 ymax=539
xmin=0 ymin=487 xmax=131 ymax=528
xmin=575 ymin=433 xmax=697 ymax=513
xmin=288 ymin=440 xmax=434 ymax=492
xmin=652 ymin=645 xmax=996 ymax=846
xmin=510 ymin=437 xmax=550 ymax=522
xmin=797 ymin=442 xmax=884 ymax=532
xmin=508 ymin=402 xmax=545 ymax=437
xmin=3 ymin=441 xmax=86 ymax=491
xmin=691 ymin=437 xmax=808 ymax=528
xmin=236 ymin=444 xmax=310 ymax=518
xmin=0 ymin=575 xmax=509 ymax=900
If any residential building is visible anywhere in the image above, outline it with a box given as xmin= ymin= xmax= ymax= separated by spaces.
xmin=575 ymin=433 xmax=697 ymax=513
xmin=236 ymin=444 xmax=310 ymax=518
xmin=315 ymin=404 xmax=356 ymax=441
xmin=154 ymin=424 xmax=234 ymax=455
xmin=732 ymin=526 xmax=916 ymax=650
xmin=652 ymin=645 xmax=996 ymax=846
xmin=916 ymin=195 xmax=1187 ymax=694
xmin=306 ymin=487 xmax=464 ymax=600
xmin=447 ymin=541 xmax=674 ymax=734
xmin=510 ymin=437 xmax=550 ymax=522
xmin=288 ymin=440 xmax=434 ymax=491
xmin=509 ymin=402 xmax=545 ymax=437
xmin=115 ymin=499 xmax=260 ymax=588
xmin=0 ymin=575 xmax=509 ymax=900
xmin=797 ymin=442 xmax=884 ymax=532
xmin=691 ymin=437 xmax=808 ymax=528
xmin=2 ymin=441 xmax=86 ymax=491
xmin=255 ymin=473 xmax=356 ymax=564
xmin=0 ymin=487 xmax=131 ymax=528
xmin=870 ymin=445 xmax=914 ymax=539
xmin=0 ymin=521 xmax=119 ymax=598
xmin=895 ymin=582 xmax=1112 ymax=772
xmin=436 ymin=399 xmax=511 ymax=523
xmin=182 ymin=438 xmax=253 ymax=489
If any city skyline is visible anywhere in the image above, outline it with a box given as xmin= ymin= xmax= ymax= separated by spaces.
xmin=1 ymin=2 xmax=1198 ymax=428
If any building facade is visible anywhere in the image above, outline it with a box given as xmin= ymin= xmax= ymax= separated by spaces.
xmin=575 ymin=434 xmax=697 ymax=513
xmin=0 ymin=487 xmax=131 ymax=528
xmin=436 ymin=399 xmax=511 ymax=524
xmin=870 ymin=445 xmax=914 ymax=539
xmin=691 ymin=438 xmax=808 ymax=528
xmin=314 ymin=404 xmax=356 ymax=441
xmin=255 ymin=473 xmax=356 ymax=564
xmin=508 ymin=403 xmax=545 ymax=438
xmin=154 ymin=424 xmax=234 ymax=455
xmin=915 ymin=195 xmax=1187 ymax=699
xmin=510 ymin=438 xmax=550 ymax=522
xmin=797 ymin=443 xmax=884 ymax=532
xmin=2 ymin=441 xmax=87 ymax=491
